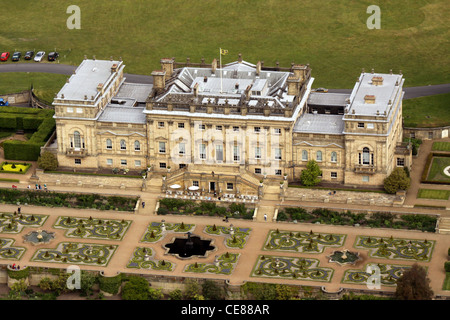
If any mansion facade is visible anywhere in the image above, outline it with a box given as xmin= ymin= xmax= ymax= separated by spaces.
xmin=50 ymin=56 xmax=411 ymax=194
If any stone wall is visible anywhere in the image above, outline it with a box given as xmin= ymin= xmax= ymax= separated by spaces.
xmin=404 ymin=126 xmax=450 ymax=140
xmin=0 ymin=90 xmax=31 ymax=105
xmin=36 ymin=169 xmax=144 ymax=191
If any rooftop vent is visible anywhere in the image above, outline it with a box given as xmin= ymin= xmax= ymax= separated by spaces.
xmin=203 ymin=76 xmax=208 ymax=83
xmin=371 ymin=76 xmax=383 ymax=86
xmin=364 ymin=95 xmax=376 ymax=104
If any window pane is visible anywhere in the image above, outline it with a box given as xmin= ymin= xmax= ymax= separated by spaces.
xmin=73 ymin=131 xmax=81 ymax=149
xmin=216 ymin=144 xmax=223 ymax=161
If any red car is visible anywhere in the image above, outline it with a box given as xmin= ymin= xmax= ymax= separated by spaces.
xmin=0 ymin=52 xmax=10 ymax=61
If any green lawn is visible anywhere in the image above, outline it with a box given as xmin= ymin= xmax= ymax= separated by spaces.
xmin=444 ymin=272 xmax=450 ymax=291
xmin=417 ymin=189 xmax=450 ymax=200
xmin=403 ymin=93 xmax=450 ymax=128
xmin=426 ymin=157 xmax=450 ymax=183
xmin=0 ymin=0 xmax=448 ymax=89
xmin=432 ymin=141 xmax=450 ymax=152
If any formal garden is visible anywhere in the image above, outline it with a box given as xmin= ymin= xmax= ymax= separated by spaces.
xmin=422 ymin=153 xmax=450 ymax=184
xmin=157 ymin=198 xmax=254 ymax=219
xmin=276 ymin=207 xmax=438 ymax=232
xmin=140 ymin=222 xmax=195 ymax=243
xmin=53 ymin=216 xmax=132 ymax=240
xmin=354 ymin=236 xmax=435 ymax=262
xmin=0 ymin=212 xmax=47 ymax=233
xmin=0 ymin=188 xmax=138 ymax=211
xmin=31 ymin=242 xmax=118 ymax=267
xmin=184 ymin=252 xmax=240 ymax=275
xmin=263 ymin=229 xmax=346 ymax=253
xmin=251 ymin=255 xmax=334 ymax=282
xmin=127 ymin=247 xmax=175 ymax=271
xmin=204 ymin=224 xmax=251 ymax=249
xmin=0 ymin=238 xmax=26 ymax=260
xmin=342 ymin=263 xmax=413 ymax=286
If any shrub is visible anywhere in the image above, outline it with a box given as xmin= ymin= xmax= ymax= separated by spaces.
xmin=202 ymin=280 xmax=225 ymax=300
xmin=300 ymin=160 xmax=322 ymax=187
xmin=122 ymin=276 xmax=158 ymax=300
xmin=98 ymin=274 xmax=122 ymax=295
xmin=38 ymin=152 xmax=58 ymax=171
xmin=445 ymin=262 xmax=450 ymax=273
xmin=384 ymin=167 xmax=411 ymax=194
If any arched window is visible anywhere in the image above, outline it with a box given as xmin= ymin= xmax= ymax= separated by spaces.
xmin=106 ymin=139 xmax=112 ymax=149
xmin=331 ymin=151 xmax=337 ymax=163
xmin=134 ymin=140 xmax=141 ymax=151
xmin=316 ymin=151 xmax=322 ymax=161
xmin=362 ymin=147 xmax=370 ymax=165
xmin=73 ymin=131 xmax=81 ymax=149
xmin=120 ymin=139 xmax=126 ymax=150
xmin=302 ymin=150 xmax=308 ymax=161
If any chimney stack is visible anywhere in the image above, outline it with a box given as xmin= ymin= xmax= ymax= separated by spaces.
xmin=245 ymin=84 xmax=252 ymax=101
xmin=151 ymin=70 xmax=166 ymax=90
xmin=160 ymin=58 xmax=174 ymax=77
xmin=212 ymin=58 xmax=217 ymax=73
xmin=256 ymin=61 xmax=261 ymax=76
xmin=193 ymin=83 xmax=199 ymax=97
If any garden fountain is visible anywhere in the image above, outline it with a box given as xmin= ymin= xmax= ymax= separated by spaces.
xmin=23 ymin=229 xmax=55 ymax=245
xmin=328 ymin=248 xmax=362 ymax=266
xmin=164 ymin=232 xmax=215 ymax=259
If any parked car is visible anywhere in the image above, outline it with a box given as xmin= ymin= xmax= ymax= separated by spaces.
xmin=313 ymin=87 xmax=329 ymax=93
xmin=0 ymin=98 xmax=9 ymax=106
xmin=34 ymin=51 xmax=45 ymax=62
xmin=47 ymin=52 xmax=59 ymax=61
xmin=11 ymin=52 xmax=21 ymax=61
xmin=24 ymin=51 xmax=34 ymax=60
xmin=0 ymin=52 xmax=10 ymax=61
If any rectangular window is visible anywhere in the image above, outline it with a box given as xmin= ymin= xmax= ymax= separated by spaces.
xmin=275 ymin=148 xmax=282 ymax=160
xmin=302 ymin=150 xmax=308 ymax=161
xmin=120 ymin=159 xmax=127 ymax=166
xmin=254 ymin=127 xmax=261 ymax=133
xmin=179 ymin=143 xmax=186 ymax=155
xmin=158 ymin=121 xmax=164 ymax=128
xmin=74 ymin=159 xmax=81 ymax=165
xmin=216 ymin=125 xmax=223 ymax=131
xmin=255 ymin=168 xmax=262 ymax=174
xmin=67 ymin=107 xmax=74 ymax=113
xmin=367 ymin=123 xmax=374 ymax=129
xmin=76 ymin=108 xmax=83 ymax=114
xmin=227 ymin=183 xmax=234 ymax=190
xmin=159 ymin=162 xmax=166 ymax=169
xmin=216 ymin=144 xmax=223 ymax=161
xmin=179 ymin=164 xmax=186 ymax=169
xmin=135 ymin=160 xmax=141 ymax=167
xmin=199 ymin=124 xmax=206 ymax=130
xmin=331 ymin=172 xmax=337 ymax=178
xmin=233 ymin=126 xmax=239 ymax=132
xmin=274 ymin=128 xmax=281 ymax=135
xmin=199 ymin=144 xmax=206 ymax=160
xmin=178 ymin=123 xmax=185 ymax=129
xmin=193 ymin=181 xmax=199 ymax=187
xmin=362 ymin=176 xmax=369 ymax=182
xmin=275 ymin=169 xmax=282 ymax=176
xmin=428 ymin=132 xmax=433 ymax=139
xmin=255 ymin=147 xmax=262 ymax=159
xmin=358 ymin=123 xmax=365 ymax=128
xmin=106 ymin=159 xmax=113 ymax=166
xmin=233 ymin=145 xmax=240 ymax=162
xmin=159 ymin=142 xmax=166 ymax=153
xmin=397 ymin=158 xmax=405 ymax=167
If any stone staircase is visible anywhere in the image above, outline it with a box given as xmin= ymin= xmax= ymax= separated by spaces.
xmin=438 ymin=217 xmax=450 ymax=234
xmin=255 ymin=205 xmax=275 ymax=222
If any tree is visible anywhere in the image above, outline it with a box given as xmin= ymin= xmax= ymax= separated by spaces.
xmin=122 ymin=276 xmax=152 ymax=300
xmin=300 ymin=160 xmax=322 ymax=187
xmin=383 ymin=167 xmax=411 ymax=194
xmin=202 ymin=280 xmax=225 ymax=300
xmin=37 ymin=151 xmax=58 ymax=171
xmin=395 ymin=264 xmax=433 ymax=300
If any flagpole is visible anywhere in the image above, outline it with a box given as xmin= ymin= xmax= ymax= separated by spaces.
xmin=220 ymin=48 xmax=223 ymax=94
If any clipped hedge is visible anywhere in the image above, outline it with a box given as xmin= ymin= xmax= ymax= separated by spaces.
xmin=445 ymin=262 xmax=450 ymax=273
xmin=7 ymin=266 xmax=30 ymax=280
xmin=98 ymin=273 xmax=123 ymax=295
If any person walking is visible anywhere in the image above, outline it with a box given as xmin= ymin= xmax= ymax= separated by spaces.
xmin=142 ymin=201 xmax=145 ymax=208
xmin=17 ymin=207 xmax=21 ymax=214
xmin=264 ymin=214 xmax=267 ymax=221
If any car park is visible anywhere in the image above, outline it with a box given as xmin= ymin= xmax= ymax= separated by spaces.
xmin=24 ymin=51 xmax=34 ymax=60
xmin=48 ymin=52 xmax=59 ymax=61
xmin=0 ymin=52 xmax=10 ymax=61
xmin=11 ymin=52 xmax=21 ymax=61
xmin=34 ymin=51 xmax=45 ymax=62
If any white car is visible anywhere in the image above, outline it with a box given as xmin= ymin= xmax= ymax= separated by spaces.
xmin=34 ymin=51 xmax=45 ymax=62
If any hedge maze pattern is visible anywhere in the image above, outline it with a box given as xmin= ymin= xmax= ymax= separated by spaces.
xmin=252 ymin=255 xmax=334 ymax=282
xmin=31 ymin=242 xmax=117 ymax=267
xmin=184 ymin=252 xmax=240 ymax=275
xmin=204 ymin=225 xmax=251 ymax=249
xmin=263 ymin=229 xmax=345 ymax=253
xmin=342 ymin=263 xmax=414 ymax=286
xmin=141 ymin=222 xmax=195 ymax=243
xmin=0 ymin=238 xmax=26 ymax=260
xmin=354 ymin=236 xmax=435 ymax=262
xmin=0 ymin=213 xmax=47 ymax=234
xmin=53 ymin=216 xmax=132 ymax=241
xmin=127 ymin=247 xmax=174 ymax=271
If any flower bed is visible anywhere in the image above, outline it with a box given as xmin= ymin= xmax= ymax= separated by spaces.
xmin=0 ymin=162 xmax=31 ymax=174
xmin=184 ymin=252 xmax=240 ymax=275
xmin=140 ymin=222 xmax=195 ymax=243
xmin=342 ymin=263 xmax=413 ymax=286
xmin=0 ymin=212 xmax=47 ymax=233
xmin=204 ymin=225 xmax=251 ymax=249
xmin=127 ymin=247 xmax=174 ymax=271
xmin=0 ymin=238 xmax=26 ymax=260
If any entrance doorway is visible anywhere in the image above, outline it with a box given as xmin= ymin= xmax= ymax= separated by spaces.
xmin=209 ymin=182 xmax=215 ymax=192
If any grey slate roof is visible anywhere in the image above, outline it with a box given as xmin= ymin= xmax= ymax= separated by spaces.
xmin=293 ymin=113 xmax=344 ymax=135
xmin=308 ymin=92 xmax=350 ymax=106
xmin=114 ymin=82 xmax=153 ymax=103
xmin=97 ymin=105 xmax=146 ymax=124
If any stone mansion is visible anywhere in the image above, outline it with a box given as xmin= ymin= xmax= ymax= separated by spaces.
xmin=50 ymin=55 xmax=411 ymax=194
